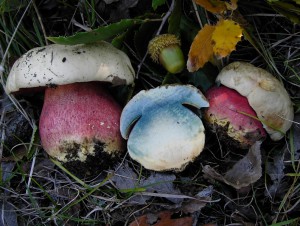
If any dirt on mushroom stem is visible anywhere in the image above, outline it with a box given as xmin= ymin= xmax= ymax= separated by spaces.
xmin=39 ymin=82 xmax=125 ymax=177
xmin=60 ymin=140 xmax=121 ymax=178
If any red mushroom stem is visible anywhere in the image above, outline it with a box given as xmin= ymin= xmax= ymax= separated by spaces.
xmin=39 ymin=82 xmax=124 ymax=176
xmin=204 ymin=86 xmax=266 ymax=149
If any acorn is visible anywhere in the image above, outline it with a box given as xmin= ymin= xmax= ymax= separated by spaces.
xmin=148 ymin=34 xmax=185 ymax=74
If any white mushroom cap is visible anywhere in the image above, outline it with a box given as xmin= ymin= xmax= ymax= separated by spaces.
xmin=6 ymin=41 xmax=135 ymax=93
xmin=216 ymin=61 xmax=294 ymax=141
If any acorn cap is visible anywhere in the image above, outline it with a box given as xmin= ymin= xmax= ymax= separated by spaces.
xmin=5 ymin=41 xmax=135 ymax=93
xmin=148 ymin=34 xmax=181 ymax=63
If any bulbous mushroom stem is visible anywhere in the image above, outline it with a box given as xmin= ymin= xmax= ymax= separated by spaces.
xmin=216 ymin=62 xmax=294 ymax=141
xmin=39 ymin=82 xmax=124 ymax=176
xmin=204 ymin=85 xmax=267 ymax=149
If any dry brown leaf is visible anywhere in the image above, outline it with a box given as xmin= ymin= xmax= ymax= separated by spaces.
xmin=129 ymin=210 xmax=193 ymax=226
xmin=193 ymin=0 xmax=238 ymax=14
xmin=211 ymin=19 xmax=243 ymax=58
xmin=202 ymin=142 xmax=262 ymax=189
xmin=187 ymin=24 xmax=215 ymax=72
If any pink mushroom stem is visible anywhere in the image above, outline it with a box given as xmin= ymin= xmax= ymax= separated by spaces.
xmin=39 ymin=82 xmax=124 ymax=175
xmin=205 ymin=85 xmax=266 ymax=149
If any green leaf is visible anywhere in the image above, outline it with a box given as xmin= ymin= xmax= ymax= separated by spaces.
xmin=134 ymin=21 xmax=157 ymax=58
xmin=47 ymin=19 xmax=144 ymax=45
xmin=187 ymin=64 xmax=218 ymax=92
xmin=152 ymin=0 xmax=167 ymax=10
xmin=111 ymin=32 xmax=127 ymax=49
xmin=168 ymin=0 xmax=182 ymax=34
xmin=179 ymin=16 xmax=199 ymax=44
xmin=268 ymin=1 xmax=300 ymax=24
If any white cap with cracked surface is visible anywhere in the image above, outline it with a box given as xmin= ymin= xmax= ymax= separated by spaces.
xmin=6 ymin=41 xmax=135 ymax=93
xmin=216 ymin=61 xmax=294 ymax=141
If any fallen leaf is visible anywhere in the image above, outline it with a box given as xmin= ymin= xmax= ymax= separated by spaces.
xmin=211 ymin=19 xmax=243 ymax=58
xmin=193 ymin=0 xmax=238 ymax=14
xmin=203 ymin=142 xmax=262 ymax=189
xmin=1 ymin=162 xmax=15 ymax=182
xmin=265 ymin=150 xmax=286 ymax=199
xmin=129 ymin=210 xmax=193 ymax=226
xmin=143 ymin=173 xmax=182 ymax=203
xmin=0 ymin=201 xmax=18 ymax=226
xmin=194 ymin=0 xmax=226 ymax=13
xmin=187 ymin=24 xmax=215 ymax=72
xmin=187 ymin=19 xmax=243 ymax=72
xmin=181 ymin=186 xmax=213 ymax=213
xmin=111 ymin=162 xmax=182 ymax=204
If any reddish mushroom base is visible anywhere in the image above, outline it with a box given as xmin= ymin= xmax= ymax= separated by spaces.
xmin=204 ymin=86 xmax=267 ymax=149
xmin=39 ymin=82 xmax=124 ymax=177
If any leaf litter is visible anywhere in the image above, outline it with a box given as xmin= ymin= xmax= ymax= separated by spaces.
xmin=0 ymin=0 xmax=300 ymax=225
xmin=203 ymin=141 xmax=262 ymax=189
xmin=111 ymin=161 xmax=213 ymax=207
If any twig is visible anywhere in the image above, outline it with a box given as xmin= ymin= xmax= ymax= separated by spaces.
xmin=32 ymin=0 xmax=48 ymax=45
xmin=26 ymin=147 xmax=38 ymax=195
xmin=136 ymin=0 xmax=175 ymax=79
xmin=0 ymin=104 xmax=6 ymax=161
xmin=191 ymin=0 xmax=203 ymax=28
xmin=155 ymin=0 xmax=175 ymax=36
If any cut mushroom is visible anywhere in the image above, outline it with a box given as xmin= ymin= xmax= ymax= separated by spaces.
xmin=120 ymin=85 xmax=209 ymax=172
xmin=5 ymin=41 xmax=135 ymax=177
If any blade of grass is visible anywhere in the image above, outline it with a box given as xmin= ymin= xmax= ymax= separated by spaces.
xmin=50 ymin=158 xmax=91 ymax=189
xmin=270 ymin=218 xmax=299 ymax=226
xmin=50 ymin=173 xmax=113 ymax=219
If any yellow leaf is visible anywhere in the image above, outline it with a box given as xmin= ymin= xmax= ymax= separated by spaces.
xmin=194 ymin=0 xmax=238 ymax=14
xmin=211 ymin=19 xmax=243 ymax=58
xmin=187 ymin=24 xmax=215 ymax=72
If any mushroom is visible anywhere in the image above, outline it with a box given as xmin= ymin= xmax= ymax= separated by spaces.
xmin=5 ymin=41 xmax=135 ymax=176
xmin=120 ymin=85 xmax=209 ymax=172
xmin=204 ymin=61 xmax=294 ymax=148
xmin=204 ymin=85 xmax=266 ymax=149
